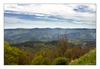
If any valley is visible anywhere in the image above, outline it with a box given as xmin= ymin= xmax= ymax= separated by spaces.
xmin=4 ymin=28 xmax=96 ymax=65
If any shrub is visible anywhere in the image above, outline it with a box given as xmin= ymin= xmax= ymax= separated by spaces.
xmin=31 ymin=55 xmax=50 ymax=65
xmin=52 ymin=57 xmax=69 ymax=65
xmin=41 ymin=58 xmax=50 ymax=65
xmin=4 ymin=41 xmax=30 ymax=65
xmin=70 ymin=48 xmax=96 ymax=65
xmin=31 ymin=55 xmax=43 ymax=65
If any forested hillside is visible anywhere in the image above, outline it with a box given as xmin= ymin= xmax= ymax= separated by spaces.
xmin=4 ymin=28 xmax=96 ymax=44
xmin=4 ymin=33 xmax=96 ymax=65
xmin=4 ymin=28 xmax=96 ymax=65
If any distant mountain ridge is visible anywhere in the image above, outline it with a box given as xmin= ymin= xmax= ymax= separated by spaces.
xmin=4 ymin=28 xmax=96 ymax=44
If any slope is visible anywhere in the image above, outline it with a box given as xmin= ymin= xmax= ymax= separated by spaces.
xmin=70 ymin=48 xmax=96 ymax=65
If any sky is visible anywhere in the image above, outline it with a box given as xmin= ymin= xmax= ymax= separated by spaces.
xmin=4 ymin=4 xmax=96 ymax=29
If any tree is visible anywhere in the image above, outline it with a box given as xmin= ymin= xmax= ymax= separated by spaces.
xmin=64 ymin=49 xmax=73 ymax=61
xmin=4 ymin=41 xmax=19 ymax=65
xmin=71 ymin=46 xmax=82 ymax=59
xmin=58 ymin=32 xmax=69 ymax=57
xmin=4 ymin=41 xmax=30 ymax=65
xmin=35 ymin=48 xmax=56 ymax=63
xmin=33 ymin=43 xmax=46 ymax=51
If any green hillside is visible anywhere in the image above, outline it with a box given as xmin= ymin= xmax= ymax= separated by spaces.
xmin=70 ymin=48 xmax=96 ymax=65
xmin=4 ymin=28 xmax=96 ymax=44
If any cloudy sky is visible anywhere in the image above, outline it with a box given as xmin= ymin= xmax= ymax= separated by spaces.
xmin=4 ymin=4 xmax=96 ymax=29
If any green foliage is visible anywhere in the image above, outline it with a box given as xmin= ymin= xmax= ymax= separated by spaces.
xmin=31 ymin=55 xmax=43 ymax=65
xmin=17 ymin=50 xmax=30 ymax=65
xmin=70 ymin=48 xmax=96 ymax=65
xmin=33 ymin=43 xmax=46 ymax=51
xmin=31 ymin=55 xmax=50 ymax=65
xmin=41 ymin=58 xmax=50 ymax=65
xmin=52 ymin=57 xmax=69 ymax=65
xmin=21 ymin=46 xmax=37 ymax=53
xmin=64 ymin=49 xmax=73 ymax=60
xmin=41 ymin=48 xmax=56 ymax=62
xmin=4 ymin=41 xmax=30 ymax=65
xmin=4 ymin=41 xmax=19 ymax=65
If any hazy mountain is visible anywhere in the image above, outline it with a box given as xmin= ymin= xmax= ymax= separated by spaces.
xmin=4 ymin=28 xmax=96 ymax=44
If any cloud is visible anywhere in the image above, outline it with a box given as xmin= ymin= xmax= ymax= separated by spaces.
xmin=4 ymin=16 xmax=96 ymax=29
xmin=4 ymin=11 xmax=69 ymax=22
xmin=17 ymin=4 xmax=30 ymax=6
xmin=73 ymin=21 xmax=84 ymax=24
xmin=4 ymin=4 xmax=96 ymax=28
xmin=73 ymin=5 xmax=95 ymax=13
xmin=34 ymin=13 xmax=45 ymax=16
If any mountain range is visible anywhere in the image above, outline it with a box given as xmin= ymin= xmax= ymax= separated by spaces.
xmin=4 ymin=28 xmax=96 ymax=44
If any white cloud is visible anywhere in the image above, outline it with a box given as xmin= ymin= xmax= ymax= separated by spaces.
xmin=4 ymin=4 xmax=96 ymax=17
xmin=73 ymin=21 xmax=84 ymax=24
xmin=34 ymin=13 xmax=45 ymax=16
xmin=4 ymin=4 xmax=22 ymax=11
xmin=4 ymin=4 xmax=76 ymax=14
xmin=86 ymin=4 xmax=96 ymax=11
xmin=4 ymin=4 xmax=96 ymax=28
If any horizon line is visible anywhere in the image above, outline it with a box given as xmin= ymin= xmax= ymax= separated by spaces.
xmin=4 ymin=27 xmax=96 ymax=29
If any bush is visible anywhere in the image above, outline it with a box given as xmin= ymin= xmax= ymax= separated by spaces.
xmin=52 ymin=57 xmax=69 ymax=65
xmin=31 ymin=55 xmax=50 ymax=65
xmin=41 ymin=58 xmax=50 ymax=65
xmin=4 ymin=41 xmax=30 ymax=65
xmin=31 ymin=55 xmax=43 ymax=65
xmin=70 ymin=48 xmax=96 ymax=65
